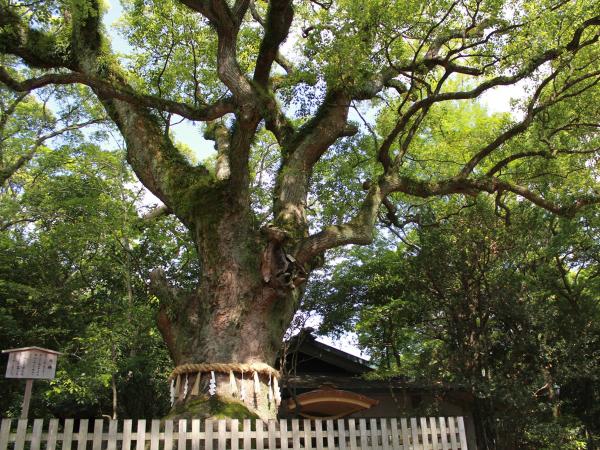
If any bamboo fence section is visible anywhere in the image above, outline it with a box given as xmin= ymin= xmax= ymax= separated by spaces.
xmin=0 ymin=417 xmax=468 ymax=450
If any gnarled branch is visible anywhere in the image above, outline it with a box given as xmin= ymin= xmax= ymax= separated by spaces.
xmin=0 ymin=67 xmax=235 ymax=122
xmin=253 ymin=0 xmax=294 ymax=87
xmin=273 ymin=90 xmax=356 ymax=228
xmin=1 ymin=117 xmax=107 ymax=185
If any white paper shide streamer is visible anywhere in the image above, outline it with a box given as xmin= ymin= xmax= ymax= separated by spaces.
xmin=267 ymin=373 xmax=273 ymax=405
xmin=209 ymin=371 xmax=217 ymax=396
xmin=253 ymin=371 xmax=260 ymax=397
xmin=273 ymin=376 xmax=281 ymax=406
xmin=192 ymin=373 xmax=200 ymax=395
xmin=240 ymin=370 xmax=247 ymax=402
xmin=167 ymin=364 xmax=279 ymax=406
xmin=169 ymin=379 xmax=176 ymax=406
xmin=229 ymin=370 xmax=238 ymax=397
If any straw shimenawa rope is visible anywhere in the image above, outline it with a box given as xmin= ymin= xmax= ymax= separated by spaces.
xmin=169 ymin=362 xmax=280 ymax=380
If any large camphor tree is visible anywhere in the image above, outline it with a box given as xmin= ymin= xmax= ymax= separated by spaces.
xmin=1 ymin=0 xmax=599 ymax=418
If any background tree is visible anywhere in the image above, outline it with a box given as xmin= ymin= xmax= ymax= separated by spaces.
xmin=0 ymin=0 xmax=599 ymax=418
xmin=306 ymin=198 xmax=600 ymax=449
xmin=0 ymin=92 xmax=192 ymax=417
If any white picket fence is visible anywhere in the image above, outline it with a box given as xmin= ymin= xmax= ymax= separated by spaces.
xmin=0 ymin=417 xmax=468 ymax=450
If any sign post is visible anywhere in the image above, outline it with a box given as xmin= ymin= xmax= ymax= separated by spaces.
xmin=2 ymin=346 xmax=62 ymax=419
xmin=21 ymin=379 xmax=33 ymax=419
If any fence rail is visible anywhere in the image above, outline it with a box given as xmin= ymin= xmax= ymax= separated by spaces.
xmin=0 ymin=417 xmax=468 ymax=450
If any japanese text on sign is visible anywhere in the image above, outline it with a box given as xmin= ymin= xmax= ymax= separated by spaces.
xmin=5 ymin=350 xmax=57 ymax=379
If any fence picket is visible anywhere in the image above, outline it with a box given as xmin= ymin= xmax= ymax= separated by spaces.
xmin=205 ymin=419 xmax=213 ymax=450
xmin=14 ymin=420 xmax=27 ymax=450
xmin=123 ymin=419 xmax=133 ymax=450
xmin=230 ymin=419 xmax=239 ymax=450
xmin=218 ymin=419 xmax=227 ymax=450
xmin=264 ymin=420 xmax=274 ymax=450
xmin=76 ymin=419 xmax=88 ymax=450
xmin=369 ymin=419 xmax=378 ymax=450
xmin=92 ymin=419 xmax=103 ymax=450
xmin=359 ymin=419 xmax=368 ymax=450
xmin=291 ymin=418 xmax=300 ymax=450
xmin=0 ymin=416 xmax=468 ymax=450
xmin=337 ymin=419 xmax=348 ymax=450
xmin=256 ymin=419 xmax=264 ymax=450
xmin=410 ymin=418 xmax=420 ymax=450
xmin=242 ymin=419 xmax=251 ymax=450
xmin=136 ymin=419 xmax=146 ymax=450
xmin=107 ymin=420 xmax=118 ymax=450
xmin=279 ymin=419 xmax=288 ymax=450
xmin=400 ymin=419 xmax=410 ymax=450
xmin=315 ymin=420 xmax=324 ymax=450
xmin=47 ymin=419 xmax=59 ymax=450
xmin=457 ymin=418 xmax=467 ymax=450
xmin=191 ymin=419 xmax=200 ymax=450
xmin=164 ymin=420 xmax=174 ymax=450
xmin=438 ymin=417 xmax=449 ymax=450
xmin=150 ymin=419 xmax=160 ymax=450
xmin=303 ymin=419 xmax=313 ymax=450
xmin=420 ymin=417 xmax=429 ymax=450
xmin=429 ymin=418 xmax=438 ymax=450
xmin=348 ymin=419 xmax=358 ymax=450
xmin=380 ymin=418 xmax=390 ymax=450
xmin=326 ymin=420 xmax=335 ymax=450
xmin=63 ymin=419 xmax=74 ymax=450
xmin=177 ymin=419 xmax=186 ymax=450
xmin=389 ymin=419 xmax=400 ymax=450
xmin=447 ymin=417 xmax=458 ymax=450
xmin=29 ymin=419 xmax=43 ymax=450
xmin=0 ymin=420 xmax=11 ymax=450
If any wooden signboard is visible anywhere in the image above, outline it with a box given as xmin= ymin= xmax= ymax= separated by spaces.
xmin=4 ymin=347 xmax=59 ymax=379
xmin=2 ymin=346 xmax=62 ymax=418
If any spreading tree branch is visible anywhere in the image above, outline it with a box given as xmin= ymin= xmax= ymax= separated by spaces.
xmin=376 ymin=15 xmax=600 ymax=172
xmin=0 ymin=117 xmax=107 ymax=185
xmin=178 ymin=0 xmax=254 ymax=100
xmin=62 ymin=0 xmax=218 ymax=223
xmin=141 ymin=205 xmax=173 ymax=221
xmin=0 ymin=67 xmax=235 ymax=121
xmin=296 ymin=168 xmax=600 ymax=265
xmin=253 ymin=0 xmax=294 ymax=86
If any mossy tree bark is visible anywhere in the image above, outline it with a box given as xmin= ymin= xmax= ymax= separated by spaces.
xmin=2 ymin=0 xmax=600 ymax=420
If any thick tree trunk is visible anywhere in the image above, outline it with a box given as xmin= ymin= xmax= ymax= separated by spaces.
xmin=96 ymin=91 xmax=309 ymax=421
xmin=156 ymin=271 xmax=298 ymax=367
xmin=153 ymin=202 xmax=305 ymax=420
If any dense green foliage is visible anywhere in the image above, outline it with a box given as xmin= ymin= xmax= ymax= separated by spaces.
xmin=0 ymin=85 xmax=199 ymax=418
xmin=306 ymin=198 xmax=600 ymax=449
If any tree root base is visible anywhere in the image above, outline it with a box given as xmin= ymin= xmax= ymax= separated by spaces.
xmin=165 ymin=395 xmax=261 ymax=421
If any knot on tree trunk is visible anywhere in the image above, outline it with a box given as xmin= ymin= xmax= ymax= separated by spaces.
xmin=260 ymin=225 xmax=307 ymax=289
